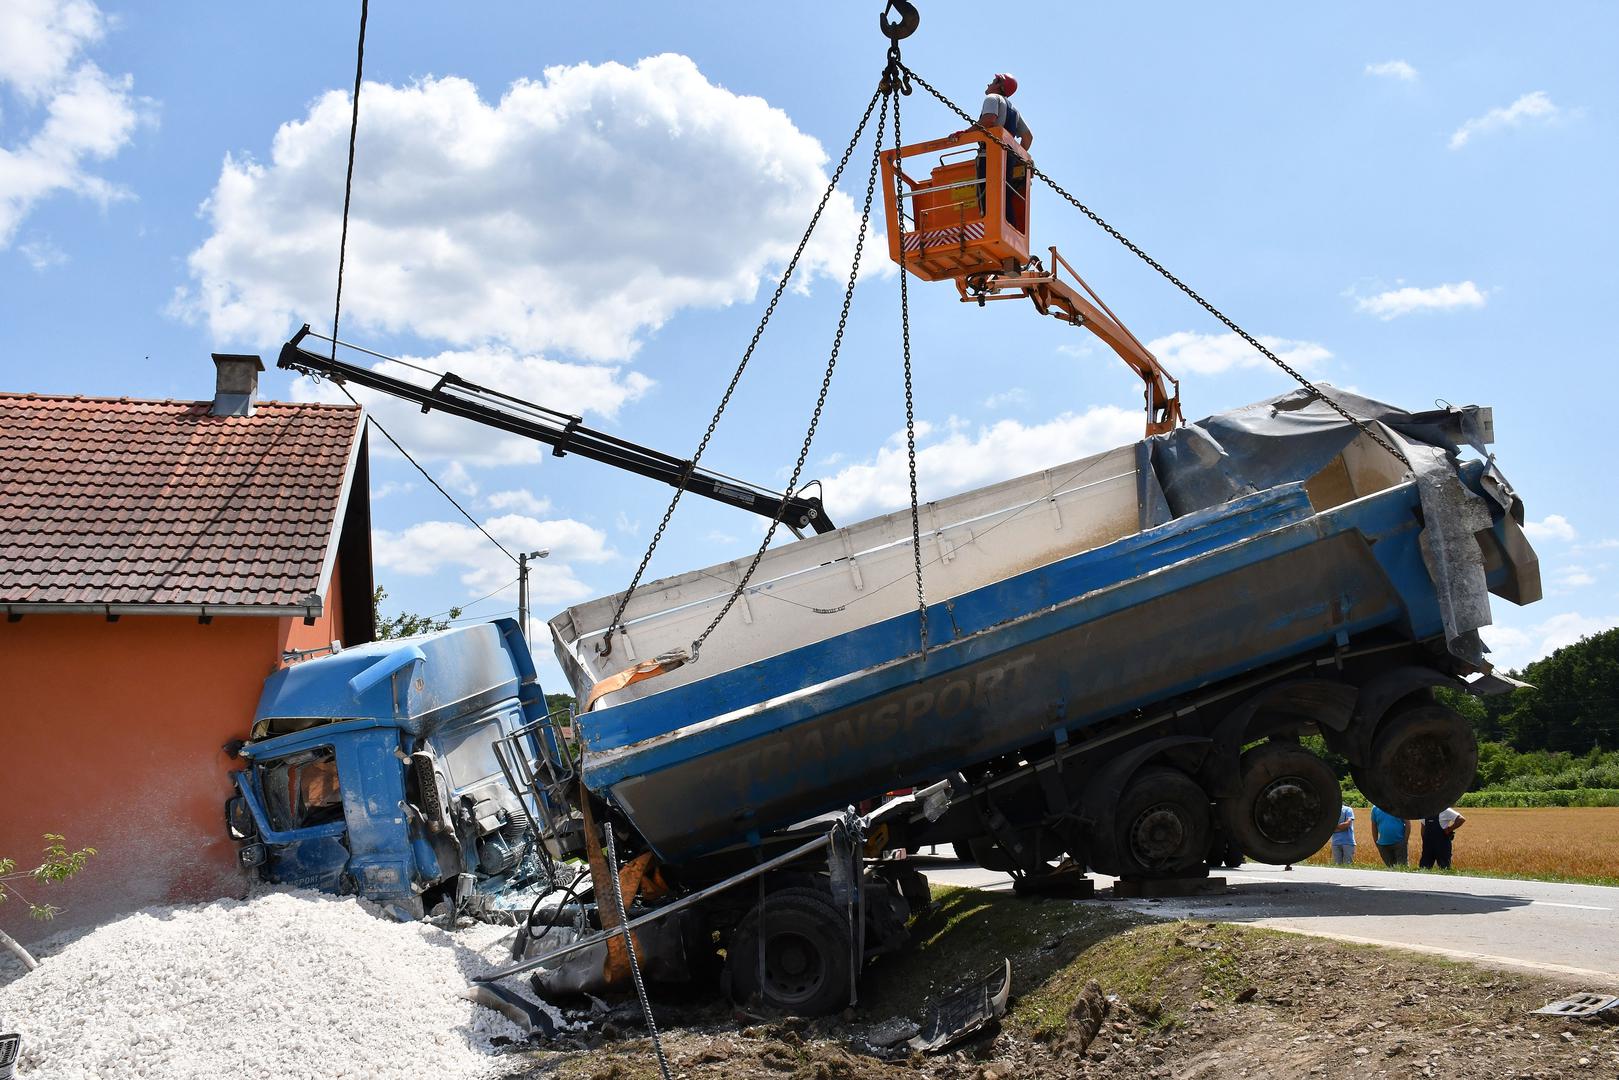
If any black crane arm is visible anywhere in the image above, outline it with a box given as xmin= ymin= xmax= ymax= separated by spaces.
xmin=277 ymin=326 xmax=834 ymax=534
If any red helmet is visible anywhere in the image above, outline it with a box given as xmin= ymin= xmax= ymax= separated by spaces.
xmin=991 ymin=73 xmax=1018 ymax=96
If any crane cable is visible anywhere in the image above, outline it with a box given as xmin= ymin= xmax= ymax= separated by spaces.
xmin=321 ymin=0 xmax=518 ymax=567
xmin=894 ymin=61 xmax=1412 ymax=470
xmin=330 ymin=0 xmax=367 ymax=368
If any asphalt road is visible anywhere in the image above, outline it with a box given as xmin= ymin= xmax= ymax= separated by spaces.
xmin=920 ymin=856 xmax=1619 ymax=984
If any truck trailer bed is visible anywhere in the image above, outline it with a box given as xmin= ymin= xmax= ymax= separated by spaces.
xmin=549 ymin=388 xmax=1537 ymax=863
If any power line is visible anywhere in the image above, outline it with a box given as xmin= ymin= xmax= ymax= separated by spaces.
xmin=424 ymin=577 xmax=520 ymax=621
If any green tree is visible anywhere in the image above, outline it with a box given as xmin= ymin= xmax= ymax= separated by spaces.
xmin=1 ymin=833 xmax=97 ymax=971
xmin=373 ymin=586 xmax=462 ymax=639
xmin=1494 ymin=627 xmax=1619 ymax=752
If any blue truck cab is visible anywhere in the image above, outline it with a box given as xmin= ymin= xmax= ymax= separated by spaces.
xmin=226 ymin=619 xmax=563 ymax=918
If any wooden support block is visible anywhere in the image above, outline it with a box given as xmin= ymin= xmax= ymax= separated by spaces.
xmin=1110 ymin=876 xmax=1226 ymax=899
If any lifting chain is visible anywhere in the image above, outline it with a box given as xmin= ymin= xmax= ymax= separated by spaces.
xmin=889 ymin=79 xmax=928 ymax=656
xmin=602 ymin=824 xmax=673 ymax=1080
xmin=896 ymin=62 xmax=1413 ymax=470
xmin=688 ymin=90 xmax=893 ymax=661
xmin=597 ymin=85 xmax=887 ymax=659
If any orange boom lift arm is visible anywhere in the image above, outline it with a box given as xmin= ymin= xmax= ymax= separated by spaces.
xmin=880 ymin=128 xmax=1183 ymax=436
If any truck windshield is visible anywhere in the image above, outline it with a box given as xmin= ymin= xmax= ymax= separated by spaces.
xmin=259 ymin=747 xmax=344 ymax=832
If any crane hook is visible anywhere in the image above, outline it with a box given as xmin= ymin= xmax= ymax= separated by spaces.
xmin=879 ymin=0 xmax=920 ymax=41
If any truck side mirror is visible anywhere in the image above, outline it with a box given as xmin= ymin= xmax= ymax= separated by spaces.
xmin=226 ymin=795 xmax=258 ymax=841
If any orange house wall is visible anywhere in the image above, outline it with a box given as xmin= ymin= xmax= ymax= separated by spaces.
xmin=0 ymin=590 xmax=345 ymax=944
xmin=280 ymin=561 xmax=346 ymax=655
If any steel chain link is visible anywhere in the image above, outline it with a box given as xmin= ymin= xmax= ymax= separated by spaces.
xmin=690 ymin=93 xmax=892 ymax=659
xmin=889 ymin=84 xmax=929 ymax=656
xmin=603 ymin=824 xmax=674 ymax=1080
xmin=898 ymin=63 xmax=1412 ymax=469
xmin=598 ymin=85 xmax=888 ymax=657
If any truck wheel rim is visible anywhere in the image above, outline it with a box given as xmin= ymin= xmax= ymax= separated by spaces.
xmin=1390 ymin=735 xmax=1450 ymax=795
xmin=1128 ymin=804 xmax=1187 ymax=867
xmin=765 ymin=931 xmax=826 ymax=1004
xmin=1253 ymin=776 xmax=1320 ymax=845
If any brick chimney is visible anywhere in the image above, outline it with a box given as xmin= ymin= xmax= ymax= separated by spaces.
xmin=210 ymin=353 xmax=264 ymax=417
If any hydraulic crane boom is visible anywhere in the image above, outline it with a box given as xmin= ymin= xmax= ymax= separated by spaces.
xmin=959 ymin=248 xmax=1182 ymax=435
xmin=277 ymin=325 xmax=834 ymax=534
xmin=880 ymin=128 xmax=1184 ymax=436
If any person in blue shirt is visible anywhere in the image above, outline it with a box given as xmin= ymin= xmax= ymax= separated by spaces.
xmin=1370 ymin=805 xmax=1410 ymax=866
xmin=1329 ymin=804 xmax=1356 ymax=865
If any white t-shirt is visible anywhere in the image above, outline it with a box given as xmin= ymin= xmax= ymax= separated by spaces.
xmin=979 ymin=94 xmax=1031 ymax=141
xmin=1437 ymin=807 xmax=1461 ymax=829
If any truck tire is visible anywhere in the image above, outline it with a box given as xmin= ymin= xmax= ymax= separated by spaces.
xmin=1221 ymin=742 xmax=1340 ymax=865
xmin=1091 ymin=766 xmax=1211 ymax=877
xmin=726 ymin=887 xmax=852 ymax=1016
xmin=1351 ymin=703 xmax=1477 ymax=819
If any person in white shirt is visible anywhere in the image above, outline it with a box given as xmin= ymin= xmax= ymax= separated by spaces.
xmin=974 ymin=73 xmax=1033 ymax=235
xmin=978 ymin=73 xmax=1033 ymax=150
xmin=1419 ymin=806 xmax=1466 ymax=869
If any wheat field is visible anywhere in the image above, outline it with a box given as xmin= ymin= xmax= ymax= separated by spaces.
xmin=1301 ymin=806 xmax=1619 ymax=882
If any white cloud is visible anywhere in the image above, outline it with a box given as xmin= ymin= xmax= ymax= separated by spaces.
xmin=1449 ymin=90 xmax=1562 ymax=150
xmin=1524 ymin=514 xmax=1577 ymax=543
xmin=486 ymin=489 xmax=550 ymax=515
xmin=371 ymin=480 xmax=416 ymax=500
xmin=439 ymin=461 xmax=478 ymax=497
xmin=0 ymin=0 xmax=149 ymax=248
xmin=1145 ymin=331 xmax=1330 ymax=377
xmin=173 ymin=55 xmax=869 ymax=360
xmin=983 ymin=387 xmax=1027 ymax=410
xmin=823 ymin=406 xmax=1143 ymax=521
xmin=16 ymin=237 xmax=67 ymax=269
xmin=1365 ymin=60 xmax=1418 ymax=82
xmin=374 ymin=513 xmax=614 ymax=603
xmin=0 ymin=0 xmax=102 ymax=97
xmin=1482 ymin=611 xmax=1617 ymax=671
xmin=1551 ymin=567 xmax=1595 ymax=590
xmin=613 ymin=511 xmax=641 ymax=536
xmin=1354 ymin=281 xmax=1486 ymax=320
xmin=294 ymin=346 xmax=653 ymax=467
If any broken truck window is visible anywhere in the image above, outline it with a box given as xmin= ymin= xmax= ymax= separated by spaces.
xmin=259 ymin=746 xmax=344 ymax=832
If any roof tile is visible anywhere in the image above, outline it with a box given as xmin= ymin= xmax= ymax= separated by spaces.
xmin=0 ymin=392 xmax=362 ymax=609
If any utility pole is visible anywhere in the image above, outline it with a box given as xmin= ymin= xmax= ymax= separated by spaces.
xmin=517 ymin=549 xmax=550 ymax=645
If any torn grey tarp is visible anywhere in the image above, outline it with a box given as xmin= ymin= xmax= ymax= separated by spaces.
xmin=1143 ymin=385 xmax=1508 ymax=670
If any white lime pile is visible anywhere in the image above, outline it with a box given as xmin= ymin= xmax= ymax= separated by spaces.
xmin=0 ymin=889 xmax=535 ymax=1079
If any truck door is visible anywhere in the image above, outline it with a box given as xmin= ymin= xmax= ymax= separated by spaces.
xmin=238 ymin=745 xmax=351 ymax=892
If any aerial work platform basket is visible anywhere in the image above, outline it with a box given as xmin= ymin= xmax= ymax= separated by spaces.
xmin=881 ymin=129 xmax=1032 ymax=281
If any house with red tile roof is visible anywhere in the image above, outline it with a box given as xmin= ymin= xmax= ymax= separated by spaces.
xmin=0 ymin=355 xmax=375 ymax=942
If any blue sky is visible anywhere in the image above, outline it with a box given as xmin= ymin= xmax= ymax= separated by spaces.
xmin=3 ymin=1 xmax=1615 ymax=687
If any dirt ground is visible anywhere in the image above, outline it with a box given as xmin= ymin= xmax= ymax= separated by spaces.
xmin=492 ymin=887 xmax=1619 ymax=1079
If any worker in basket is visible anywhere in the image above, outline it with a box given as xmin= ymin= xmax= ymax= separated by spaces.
xmin=975 ymin=73 xmax=1033 ymax=235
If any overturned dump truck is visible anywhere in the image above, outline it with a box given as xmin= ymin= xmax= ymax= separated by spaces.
xmin=230 ymin=388 xmax=1539 ymax=1017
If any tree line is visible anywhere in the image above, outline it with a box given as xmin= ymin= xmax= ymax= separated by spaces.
xmin=1441 ymin=625 xmax=1619 ymax=754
